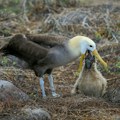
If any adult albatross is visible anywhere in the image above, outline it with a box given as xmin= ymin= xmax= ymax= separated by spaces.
xmin=0 ymin=34 xmax=107 ymax=98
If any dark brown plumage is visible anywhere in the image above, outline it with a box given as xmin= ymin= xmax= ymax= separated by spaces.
xmin=0 ymin=34 xmax=72 ymax=98
xmin=0 ymin=34 xmax=107 ymax=98
xmin=25 ymin=34 xmax=69 ymax=48
xmin=0 ymin=34 xmax=52 ymax=76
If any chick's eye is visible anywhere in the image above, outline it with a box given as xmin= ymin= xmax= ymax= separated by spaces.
xmin=89 ymin=45 xmax=92 ymax=47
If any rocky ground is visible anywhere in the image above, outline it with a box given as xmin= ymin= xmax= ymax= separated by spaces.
xmin=0 ymin=1 xmax=120 ymax=120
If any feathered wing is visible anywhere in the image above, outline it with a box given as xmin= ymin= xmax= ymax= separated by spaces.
xmin=25 ymin=34 xmax=69 ymax=48
xmin=0 ymin=34 xmax=49 ymax=64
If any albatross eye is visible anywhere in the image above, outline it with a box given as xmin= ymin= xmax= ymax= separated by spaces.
xmin=89 ymin=45 xmax=92 ymax=47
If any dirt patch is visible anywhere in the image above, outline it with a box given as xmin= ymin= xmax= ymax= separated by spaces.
xmin=0 ymin=1 xmax=120 ymax=120
xmin=0 ymin=43 xmax=120 ymax=120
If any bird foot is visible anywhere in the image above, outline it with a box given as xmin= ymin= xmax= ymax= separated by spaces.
xmin=52 ymin=92 xmax=60 ymax=98
xmin=74 ymin=71 xmax=80 ymax=77
xmin=71 ymin=89 xmax=76 ymax=95
xmin=42 ymin=95 xmax=47 ymax=99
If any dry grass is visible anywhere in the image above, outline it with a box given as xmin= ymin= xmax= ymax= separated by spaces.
xmin=0 ymin=43 xmax=120 ymax=119
xmin=0 ymin=1 xmax=120 ymax=120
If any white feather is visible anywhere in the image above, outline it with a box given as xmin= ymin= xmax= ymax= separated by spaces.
xmin=67 ymin=36 xmax=96 ymax=57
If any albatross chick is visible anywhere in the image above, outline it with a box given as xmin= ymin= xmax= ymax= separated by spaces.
xmin=71 ymin=51 xmax=107 ymax=97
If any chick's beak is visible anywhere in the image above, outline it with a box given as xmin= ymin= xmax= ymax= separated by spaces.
xmin=92 ymin=49 xmax=107 ymax=69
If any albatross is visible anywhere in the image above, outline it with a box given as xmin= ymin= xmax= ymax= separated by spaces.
xmin=0 ymin=34 xmax=107 ymax=98
xmin=71 ymin=50 xmax=107 ymax=97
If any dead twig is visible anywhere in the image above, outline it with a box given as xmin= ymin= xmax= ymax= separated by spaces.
xmin=20 ymin=0 xmax=29 ymax=23
xmin=82 ymin=16 xmax=89 ymax=28
xmin=0 ymin=13 xmax=23 ymax=22
xmin=111 ymin=32 xmax=119 ymax=43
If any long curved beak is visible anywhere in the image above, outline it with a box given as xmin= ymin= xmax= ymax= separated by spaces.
xmin=92 ymin=49 xmax=108 ymax=69
xmin=78 ymin=54 xmax=85 ymax=73
xmin=77 ymin=50 xmax=108 ymax=73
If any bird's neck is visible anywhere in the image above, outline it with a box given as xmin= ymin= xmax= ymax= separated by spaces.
xmin=67 ymin=37 xmax=81 ymax=58
xmin=84 ymin=62 xmax=97 ymax=72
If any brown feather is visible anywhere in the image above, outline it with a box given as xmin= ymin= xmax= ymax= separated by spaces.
xmin=0 ymin=34 xmax=73 ymax=77
xmin=26 ymin=34 xmax=69 ymax=48
xmin=0 ymin=34 xmax=48 ymax=70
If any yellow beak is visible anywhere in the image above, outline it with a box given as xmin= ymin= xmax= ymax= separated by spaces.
xmin=78 ymin=54 xmax=85 ymax=73
xmin=92 ymin=49 xmax=107 ymax=69
xmin=77 ymin=50 xmax=108 ymax=73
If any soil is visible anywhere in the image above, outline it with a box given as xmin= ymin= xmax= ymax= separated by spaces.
xmin=0 ymin=1 xmax=120 ymax=120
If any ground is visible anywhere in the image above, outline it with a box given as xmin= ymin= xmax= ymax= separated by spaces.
xmin=0 ymin=0 xmax=120 ymax=120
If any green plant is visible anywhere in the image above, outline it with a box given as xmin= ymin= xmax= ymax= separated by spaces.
xmin=116 ymin=61 xmax=120 ymax=68
xmin=94 ymin=31 xmax=102 ymax=42
xmin=1 ymin=57 xmax=8 ymax=66
xmin=0 ymin=0 xmax=21 ymax=14
xmin=1 ymin=57 xmax=17 ymax=67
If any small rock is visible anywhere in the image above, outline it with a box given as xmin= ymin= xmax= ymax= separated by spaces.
xmin=21 ymin=107 xmax=51 ymax=120
xmin=112 ymin=115 xmax=120 ymax=120
xmin=6 ymin=55 xmax=28 ymax=68
xmin=103 ymin=87 xmax=120 ymax=103
xmin=0 ymin=80 xmax=29 ymax=103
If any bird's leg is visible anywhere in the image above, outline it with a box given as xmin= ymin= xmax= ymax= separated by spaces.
xmin=48 ymin=74 xmax=60 ymax=97
xmin=71 ymin=78 xmax=80 ymax=95
xmin=71 ymin=68 xmax=84 ymax=95
xmin=39 ymin=76 xmax=46 ymax=98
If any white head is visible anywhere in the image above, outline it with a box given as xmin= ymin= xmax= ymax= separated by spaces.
xmin=79 ymin=36 xmax=96 ymax=54
xmin=68 ymin=36 xmax=107 ymax=70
